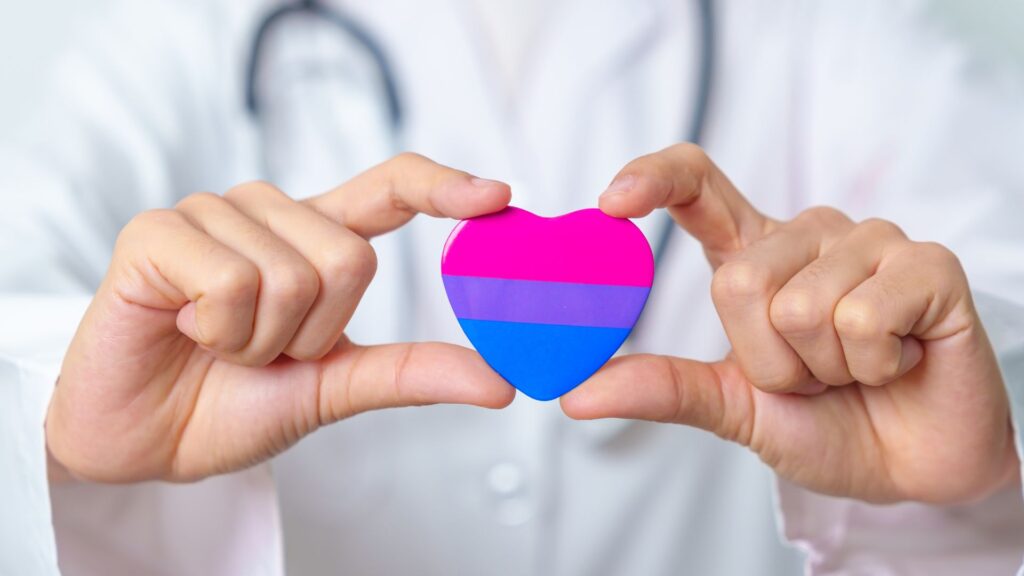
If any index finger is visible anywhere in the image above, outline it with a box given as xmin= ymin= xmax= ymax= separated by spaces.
xmin=598 ymin=143 xmax=772 ymax=262
xmin=305 ymin=152 xmax=512 ymax=238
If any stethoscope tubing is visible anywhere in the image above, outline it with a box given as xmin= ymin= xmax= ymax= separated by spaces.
xmin=244 ymin=0 xmax=715 ymax=273
xmin=246 ymin=0 xmax=403 ymax=129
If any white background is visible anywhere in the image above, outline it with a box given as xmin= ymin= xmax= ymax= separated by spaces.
xmin=1 ymin=0 xmax=1023 ymax=134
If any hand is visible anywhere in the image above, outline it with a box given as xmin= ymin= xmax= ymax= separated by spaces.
xmin=563 ymin=144 xmax=1018 ymax=504
xmin=48 ymin=153 xmax=515 ymax=483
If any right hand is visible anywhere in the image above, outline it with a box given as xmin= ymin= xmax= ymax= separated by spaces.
xmin=47 ymin=153 xmax=516 ymax=483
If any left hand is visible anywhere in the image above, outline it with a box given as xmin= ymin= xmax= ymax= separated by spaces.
xmin=562 ymin=143 xmax=1019 ymax=504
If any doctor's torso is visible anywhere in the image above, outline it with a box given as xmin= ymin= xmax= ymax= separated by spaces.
xmin=43 ymin=0 xmax=930 ymax=573
xmin=256 ymin=1 xmax=811 ymax=573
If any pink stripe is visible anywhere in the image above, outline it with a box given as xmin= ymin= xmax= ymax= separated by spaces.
xmin=441 ymin=207 xmax=654 ymax=287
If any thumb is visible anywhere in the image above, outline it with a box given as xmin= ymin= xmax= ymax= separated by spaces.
xmin=318 ymin=340 xmax=517 ymax=423
xmin=560 ymin=354 xmax=756 ymax=446
xmin=598 ymin=143 xmax=773 ymax=264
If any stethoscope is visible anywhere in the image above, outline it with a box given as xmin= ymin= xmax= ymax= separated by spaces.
xmin=244 ymin=0 xmax=715 ymax=272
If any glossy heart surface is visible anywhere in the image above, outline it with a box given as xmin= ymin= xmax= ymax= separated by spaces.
xmin=441 ymin=206 xmax=654 ymax=400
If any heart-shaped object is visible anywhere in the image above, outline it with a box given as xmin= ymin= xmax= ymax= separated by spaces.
xmin=441 ymin=206 xmax=654 ymax=400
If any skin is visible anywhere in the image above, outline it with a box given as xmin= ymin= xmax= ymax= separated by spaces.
xmin=49 ymin=145 xmax=1017 ymax=506
xmin=47 ymin=153 xmax=516 ymax=483
xmin=562 ymin=143 xmax=1020 ymax=504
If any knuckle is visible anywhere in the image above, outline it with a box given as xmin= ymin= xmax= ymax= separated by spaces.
xmin=391 ymin=151 xmax=430 ymax=169
xmin=319 ymin=239 xmax=377 ymax=287
xmin=711 ymin=260 xmax=773 ymax=304
xmin=857 ymin=217 xmax=906 ymax=241
xmin=174 ymin=191 xmax=221 ymax=212
xmin=670 ymin=142 xmax=709 ymax=163
xmin=770 ymin=289 xmax=828 ymax=335
xmin=669 ymin=142 xmax=711 ymax=177
xmin=127 ymin=208 xmax=184 ymax=233
xmin=117 ymin=209 xmax=183 ymax=247
xmin=913 ymin=241 xmax=961 ymax=270
xmin=225 ymin=180 xmax=282 ymax=202
xmin=263 ymin=262 xmax=320 ymax=305
xmin=208 ymin=260 xmax=260 ymax=303
xmin=797 ymin=205 xmax=851 ymax=229
xmin=834 ymin=297 xmax=885 ymax=341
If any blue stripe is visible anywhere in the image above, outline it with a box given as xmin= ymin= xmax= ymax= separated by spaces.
xmin=457 ymin=318 xmax=631 ymax=400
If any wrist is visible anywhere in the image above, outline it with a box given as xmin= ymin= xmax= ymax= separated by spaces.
xmin=44 ymin=379 xmax=75 ymax=485
xmin=998 ymin=421 xmax=1022 ymax=492
xmin=46 ymin=442 xmax=75 ymax=484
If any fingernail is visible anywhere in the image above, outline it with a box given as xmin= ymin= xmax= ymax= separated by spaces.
xmin=601 ymin=175 xmax=636 ymax=199
xmin=471 ymin=177 xmax=502 ymax=188
xmin=896 ymin=337 xmax=924 ymax=376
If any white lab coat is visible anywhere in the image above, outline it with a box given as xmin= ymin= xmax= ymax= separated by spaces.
xmin=2 ymin=0 xmax=1024 ymax=574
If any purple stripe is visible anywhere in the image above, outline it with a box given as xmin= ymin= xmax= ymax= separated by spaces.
xmin=443 ymin=275 xmax=650 ymax=329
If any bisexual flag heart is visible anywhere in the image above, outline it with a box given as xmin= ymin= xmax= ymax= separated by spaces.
xmin=441 ymin=207 xmax=654 ymax=400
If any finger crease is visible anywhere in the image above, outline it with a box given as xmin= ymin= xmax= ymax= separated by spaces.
xmin=341 ymin=346 xmax=371 ymax=419
xmin=313 ymin=353 xmax=329 ymax=428
xmin=386 ymin=178 xmax=413 ymax=216
xmin=393 ymin=343 xmax=416 ymax=405
xmin=667 ymin=357 xmax=688 ymax=424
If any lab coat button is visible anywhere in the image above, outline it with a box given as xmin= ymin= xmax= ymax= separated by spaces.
xmin=486 ymin=462 xmax=524 ymax=495
xmin=495 ymin=497 xmax=533 ymax=527
xmin=486 ymin=462 xmax=533 ymax=526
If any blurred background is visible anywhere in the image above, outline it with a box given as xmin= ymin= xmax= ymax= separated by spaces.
xmin=2 ymin=0 xmax=1024 ymax=135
